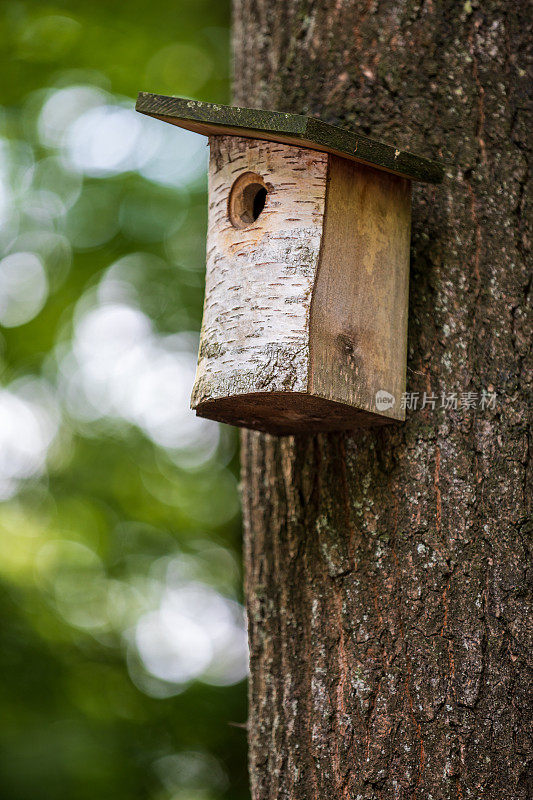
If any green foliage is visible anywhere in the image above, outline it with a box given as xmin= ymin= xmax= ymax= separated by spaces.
xmin=0 ymin=2 xmax=249 ymax=798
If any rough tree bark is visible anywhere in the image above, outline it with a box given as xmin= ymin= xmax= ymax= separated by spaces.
xmin=233 ymin=1 xmax=532 ymax=798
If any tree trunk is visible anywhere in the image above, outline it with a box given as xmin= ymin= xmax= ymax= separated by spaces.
xmin=233 ymin=1 xmax=532 ymax=798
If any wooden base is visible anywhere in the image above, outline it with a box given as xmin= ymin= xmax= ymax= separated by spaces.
xmin=195 ymin=392 xmax=398 ymax=435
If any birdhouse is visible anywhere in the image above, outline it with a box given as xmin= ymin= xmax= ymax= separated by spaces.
xmin=136 ymin=93 xmax=443 ymax=434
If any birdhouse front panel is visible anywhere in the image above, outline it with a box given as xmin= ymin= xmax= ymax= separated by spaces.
xmin=191 ymin=135 xmax=330 ymax=430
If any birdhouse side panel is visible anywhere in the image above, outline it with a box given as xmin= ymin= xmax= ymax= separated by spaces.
xmin=191 ymin=136 xmax=328 ymax=409
xmin=309 ymin=157 xmax=412 ymax=421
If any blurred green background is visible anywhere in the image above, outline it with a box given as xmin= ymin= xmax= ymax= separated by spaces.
xmin=0 ymin=2 xmax=250 ymax=798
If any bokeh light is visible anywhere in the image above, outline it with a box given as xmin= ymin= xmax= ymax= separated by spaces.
xmin=0 ymin=2 xmax=247 ymax=799
xmin=0 ymin=251 xmax=48 ymax=327
xmin=0 ymin=378 xmax=59 ymax=498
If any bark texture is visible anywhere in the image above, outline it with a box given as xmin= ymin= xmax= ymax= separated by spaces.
xmin=234 ymin=1 xmax=532 ymax=799
xmin=192 ymin=136 xmax=327 ymax=408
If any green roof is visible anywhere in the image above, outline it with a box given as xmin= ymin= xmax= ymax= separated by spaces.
xmin=136 ymin=93 xmax=443 ymax=184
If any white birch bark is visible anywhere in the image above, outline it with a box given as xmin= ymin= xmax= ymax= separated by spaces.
xmin=191 ymin=135 xmax=328 ymax=409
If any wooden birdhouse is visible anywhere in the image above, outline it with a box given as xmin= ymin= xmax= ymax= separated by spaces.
xmin=136 ymin=93 xmax=443 ymax=434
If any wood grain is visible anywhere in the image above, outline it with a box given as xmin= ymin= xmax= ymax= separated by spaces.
xmin=309 ymin=157 xmax=412 ymax=422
